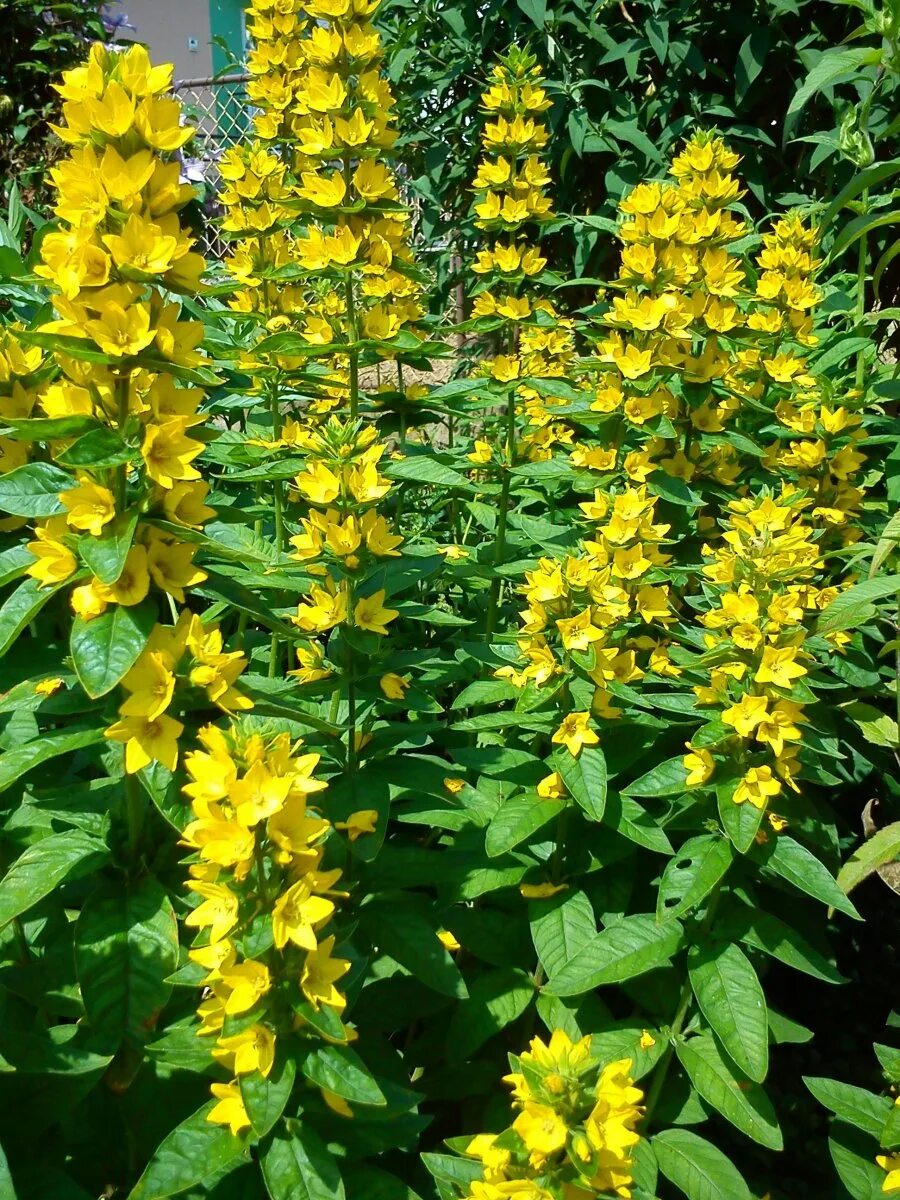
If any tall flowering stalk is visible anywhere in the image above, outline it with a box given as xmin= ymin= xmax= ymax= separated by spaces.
xmin=464 ymin=48 xmax=576 ymax=638
xmin=181 ymin=721 xmax=350 ymax=1133
xmin=11 ymin=43 xmax=225 ymax=788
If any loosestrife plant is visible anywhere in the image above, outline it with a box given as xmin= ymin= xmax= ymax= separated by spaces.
xmin=0 ymin=13 xmax=896 ymax=1200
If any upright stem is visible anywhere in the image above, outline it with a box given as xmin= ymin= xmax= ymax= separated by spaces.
xmin=484 ymin=388 xmax=516 ymax=643
xmin=855 ymin=187 xmax=870 ymax=392
xmin=268 ymin=376 xmax=285 ymax=679
xmin=345 ymin=271 xmax=360 ymax=421
xmin=643 ymin=883 xmax=725 ymax=1128
xmin=124 ymin=772 xmax=145 ymax=864
xmin=114 ymin=376 xmax=129 ymax=511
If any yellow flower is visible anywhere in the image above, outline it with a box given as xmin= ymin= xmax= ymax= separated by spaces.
xmin=468 ymin=440 xmax=493 ymax=464
xmin=437 ymin=928 xmax=461 ymax=952
xmin=683 ymin=745 xmax=714 ymax=788
xmin=300 ymin=934 xmax=350 ymax=1010
xmin=184 ymin=881 xmax=239 ymax=944
xmin=734 ymin=765 xmax=782 ymax=809
xmin=212 ymin=1024 xmax=276 ymax=1077
xmin=551 ymin=711 xmax=599 ymax=757
xmin=218 ymin=959 xmax=272 ymax=1015
xmin=26 ymin=531 xmax=77 ymax=587
xmin=272 ymin=879 xmax=335 ymax=951
xmin=59 ymin=478 xmax=116 ymax=536
xmin=754 ymin=644 xmax=807 ymax=689
xmin=35 ymin=677 xmax=65 ymax=697
xmin=536 ymin=772 xmax=566 ymax=800
xmin=120 ymin=650 xmax=175 ymax=721
xmin=335 ymin=809 xmax=379 ymax=841
xmin=105 ymin=711 xmax=183 ymax=773
xmin=876 ymin=1152 xmax=900 ymax=1192
xmin=354 ymin=589 xmax=398 ymax=635
xmin=520 ymin=882 xmax=568 ymax=899
xmin=207 ymin=1081 xmax=250 ymax=1136
xmin=142 ymin=420 xmax=203 ymax=488
xmin=379 ymin=672 xmax=410 ymax=700
xmin=512 ymin=1101 xmax=568 ymax=1167
xmin=639 ymin=1030 xmax=656 ymax=1049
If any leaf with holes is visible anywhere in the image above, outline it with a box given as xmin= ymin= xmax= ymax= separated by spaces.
xmin=657 ymin=835 xmax=734 ymax=921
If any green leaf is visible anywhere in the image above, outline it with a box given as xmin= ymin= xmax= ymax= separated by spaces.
xmin=676 ymin=1036 xmax=781 ymax=1148
xmin=836 ymin=823 xmax=900 ymax=896
xmin=300 ymin=1044 xmax=386 ymax=1107
xmin=605 ymin=791 xmax=674 ymax=854
xmin=554 ymin=746 xmax=607 ymax=821
xmin=128 ymin=1102 xmax=249 ymax=1199
xmin=485 ymin=792 xmax=564 ymax=857
xmin=735 ymin=28 xmax=769 ymax=100
xmin=717 ymin=781 xmax=765 ymax=852
xmin=804 ymin=1077 xmax=893 ymax=1138
xmin=0 ymin=1140 xmax=15 ymax=1200
xmin=240 ymin=1055 xmax=296 ymax=1139
xmin=652 ymin=1129 xmax=752 ymax=1200
xmin=0 ymin=727 xmax=104 ymax=794
xmin=623 ymin=756 xmax=687 ymax=798
xmin=78 ymin=510 xmax=138 ymax=585
xmin=729 ymin=908 xmax=844 ymax=985
xmin=544 ymin=914 xmax=682 ymax=997
xmin=260 ymin=1125 xmax=345 ymax=1200
xmin=820 ymin=160 xmax=900 ymax=233
xmin=445 ymin=967 xmax=534 ymax=1060
xmin=786 ymin=46 xmax=878 ymax=124
xmin=657 ymin=835 xmax=734 ymax=921
xmin=70 ymin=601 xmax=156 ymax=699
xmin=516 ymin=0 xmax=547 ymax=26
xmin=75 ymin=875 xmax=178 ymax=1052
xmin=817 ymin=574 xmax=900 ymax=634
xmin=530 ymin=890 xmax=597 ymax=980
xmin=830 ymin=1120 xmax=889 ymax=1199
xmin=757 ymin=835 xmax=861 ymax=919
xmin=0 ymin=830 xmax=107 ymax=928
xmin=385 ymin=456 xmax=475 ymax=492
xmin=830 ymin=211 xmax=900 ymax=264
xmin=0 ymin=462 xmax=74 ymax=517
xmin=56 ymin=426 xmax=132 ymax=469
xmin=688 ymin=943 xmax=769 ymax=1082
xmin=361 ymin=899 xmax=468 ymax=998
xmin=0 ymin=575 xmax=68 ymax=656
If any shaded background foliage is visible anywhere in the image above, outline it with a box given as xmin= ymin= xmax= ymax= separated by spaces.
xmin=380 ymin=0 xmax=884 ymax=309
xmin=0 ymin=1 xmax=108 ymax=202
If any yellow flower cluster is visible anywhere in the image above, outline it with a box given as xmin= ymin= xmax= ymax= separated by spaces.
xmin=497 ymin=485 xmax=678 ymax=756
xmin=460 ymin=1031 xmax=643 ymax=1199
xmin=0 ymin=327 xmax=44 ymax=483
xmin=224 ymin=0 xmax=424 ymax=414
xmin=23 ymin=43 xmax=212 ymax=625
xmin=290 ymin=419 xmax=400 ymax=662
xmin=468 ymin=48 xmax=578 ymax=464
xmin=106 ymin=611 xmax=252 ymax=774
xmin=183 ymin=722 xmax=350 ymax=1134
xmin=589 ymin=131 xmax=855 ymax=499
xmin=683 ymin=488 xmax=844 ymax=814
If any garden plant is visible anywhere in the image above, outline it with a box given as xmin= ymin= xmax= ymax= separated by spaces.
xmin=0 ymin=1 xmax=898 ymax=1200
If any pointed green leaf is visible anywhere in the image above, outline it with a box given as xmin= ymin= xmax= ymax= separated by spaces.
xmin=689 ymin=942 xmax=768 ymax=1081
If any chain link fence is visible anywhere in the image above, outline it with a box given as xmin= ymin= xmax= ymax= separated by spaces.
xmin=175 ymin=74 xmax=250 ymax=260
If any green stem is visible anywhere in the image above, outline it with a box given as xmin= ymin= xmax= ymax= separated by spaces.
xmin=114 ymin=376 xmax=129 ymax=512
xmin=855 ymin=186 xmax=869 ymax=392
xmin=484 ymin=389 xmax=516 ymax=643
xmin=124 ymin=772 xmax=145 ymax=864
xmin=345 ymin=274 xmax=360 ymax=421
xmin=643 ymin=883 xmax=725 ymax=1128
xmin=268 ymin=377 xmax=285 ymax=679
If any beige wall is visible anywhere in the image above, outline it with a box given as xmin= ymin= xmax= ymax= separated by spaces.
xmin=120 ymin=0 xmax=214 ymax=82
